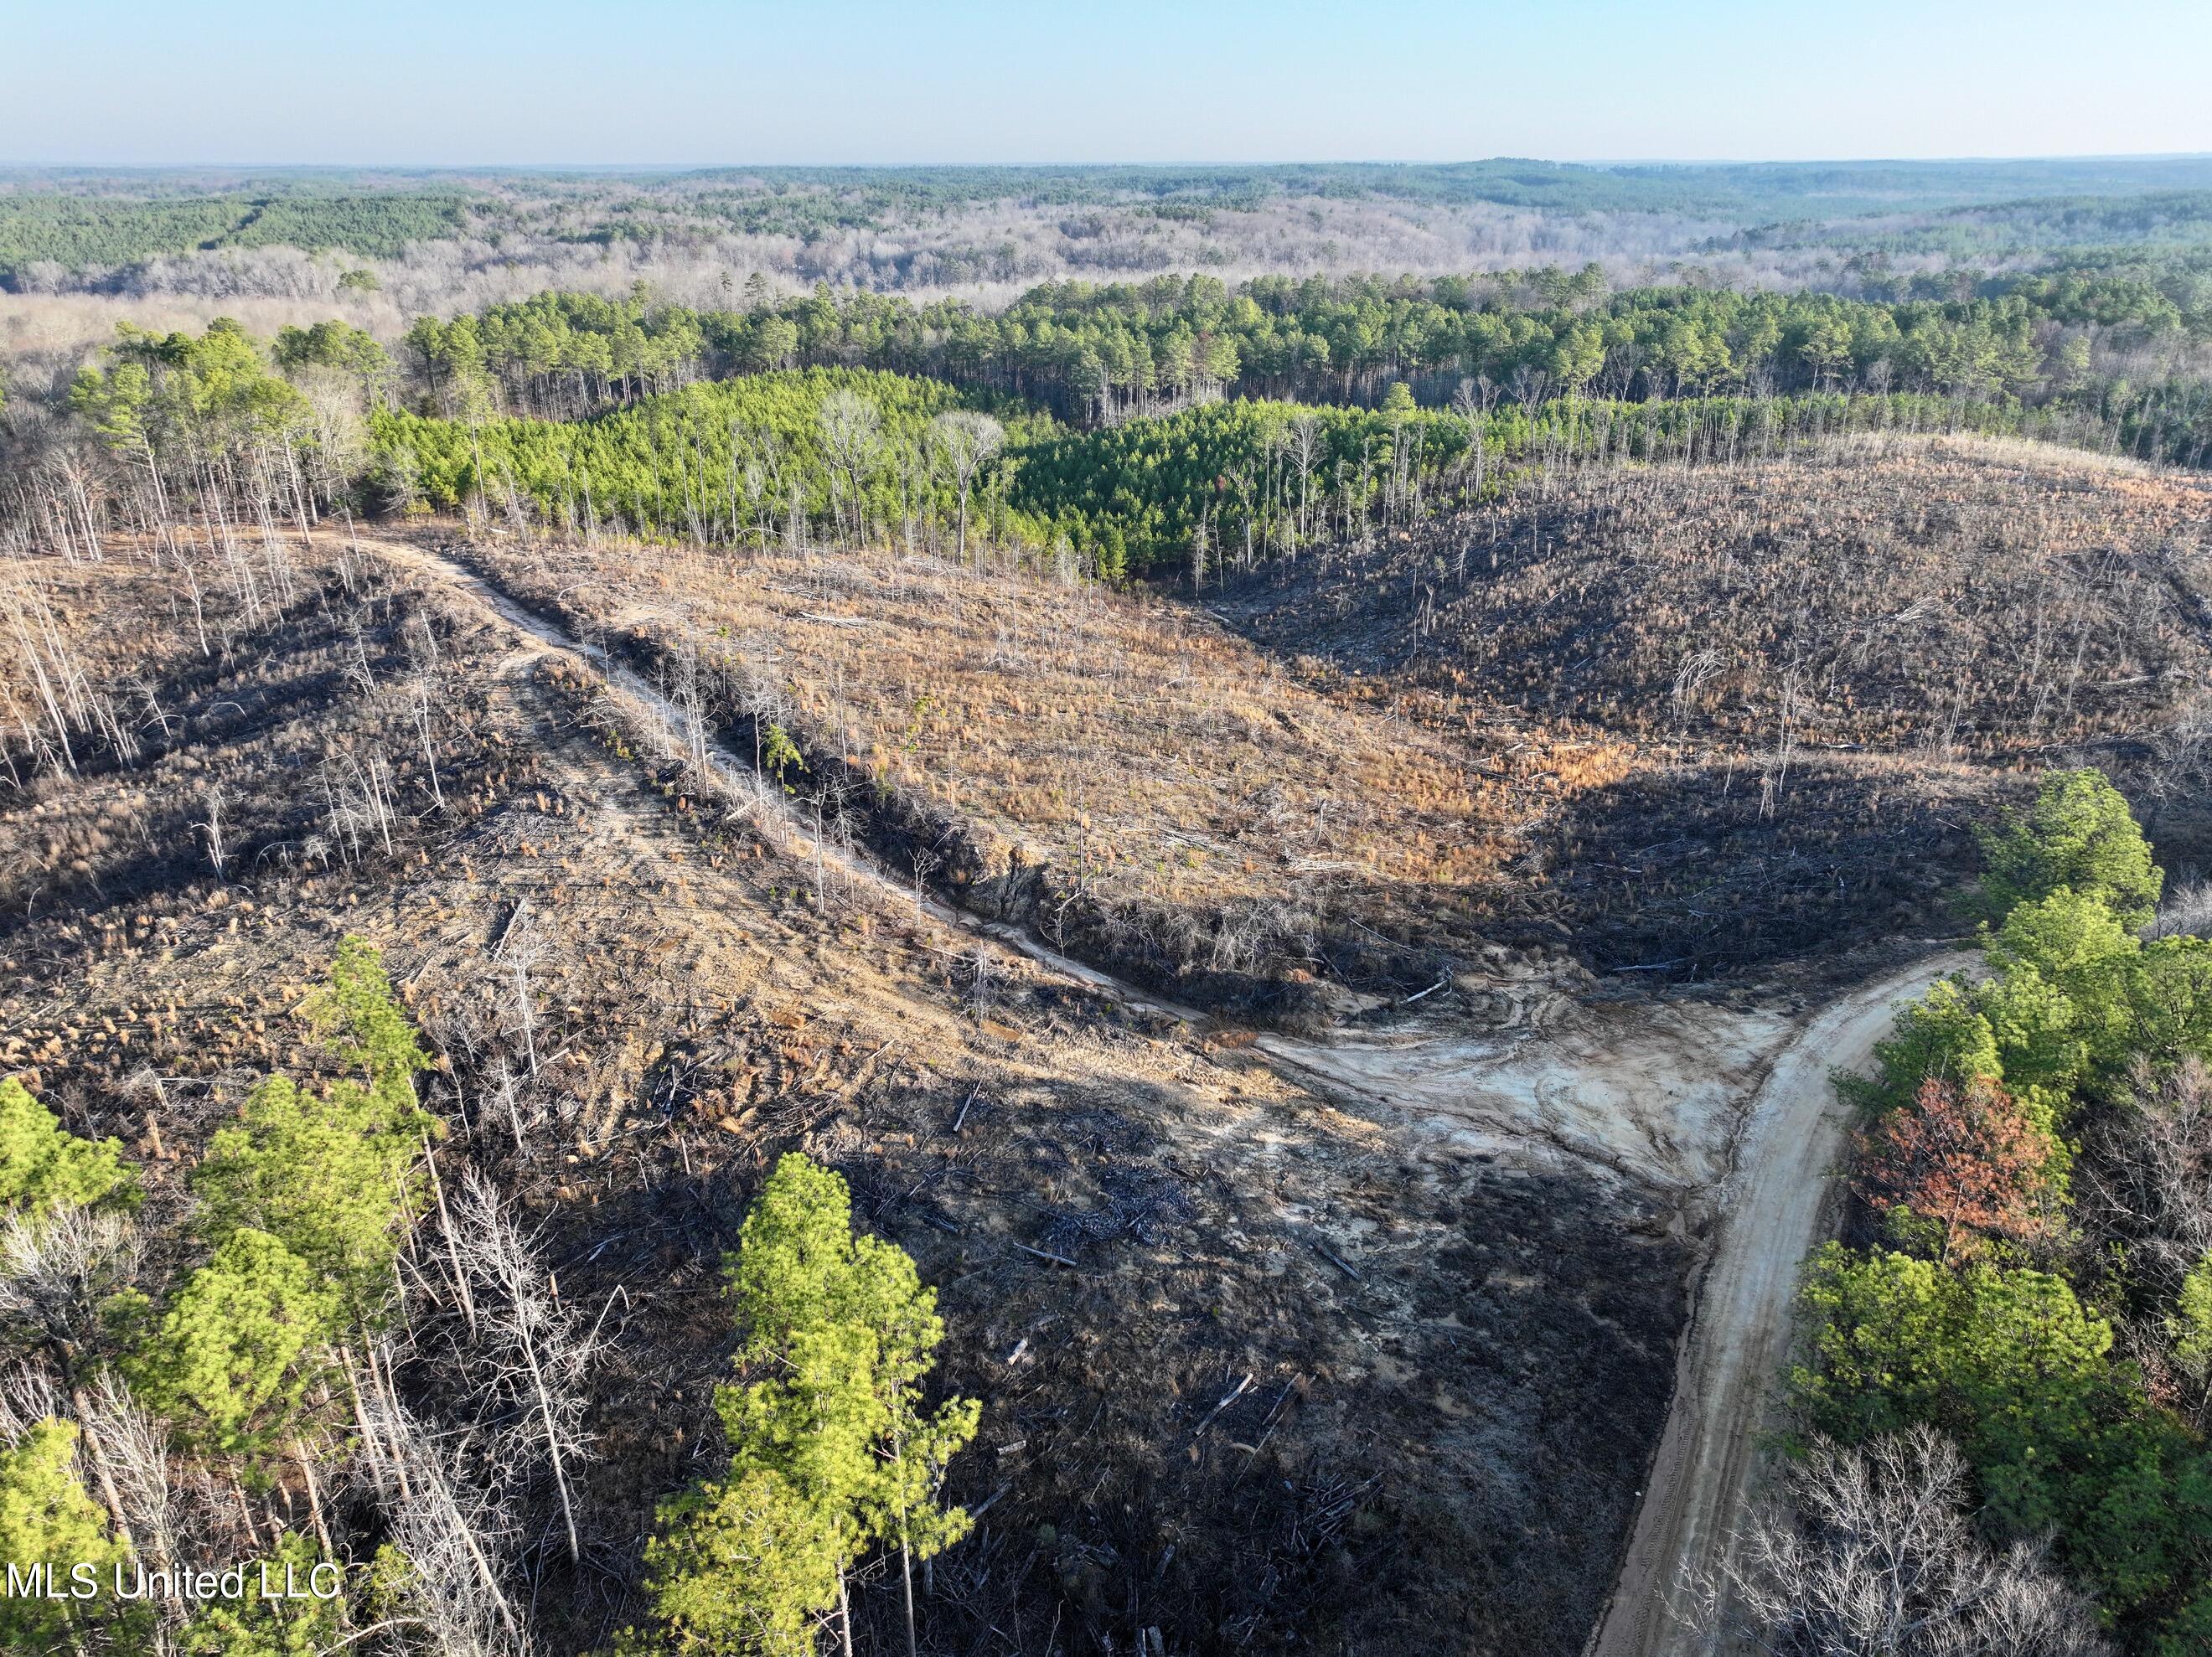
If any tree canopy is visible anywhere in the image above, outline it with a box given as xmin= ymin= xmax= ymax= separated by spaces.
xmin=0 ymin=1076 xmax=132 ymax=1217
xmin=642 ymin=1154 xmax=976 ymax=1655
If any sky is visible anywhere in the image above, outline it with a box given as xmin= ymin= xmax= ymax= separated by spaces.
xmin=4 ymin=0 xmax=2209 ymax=168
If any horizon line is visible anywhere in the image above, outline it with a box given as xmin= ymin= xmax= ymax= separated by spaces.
xmin=5 ymin=151 xmax=2212 ymax=173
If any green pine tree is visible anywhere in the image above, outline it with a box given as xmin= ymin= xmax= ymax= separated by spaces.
xmin=642 ymin=1154 xmax=977 ymax=1656
xmin=179 ymin=1531 xmax=346 ymax=1657
xmin=125 ymin=1227 xmax=339 ymax=1458
xmin=190 ymin=938 xmax=433 ymax=1325
xmin=1974 ymin=767 xmax=2163 ymax=929
xmin=0 ymin=1420 xmax=138 ymax=1652
xmin=642 ymin=1461 xmax=847 ymax=1656
xmin=0 ymin=1076 xmax=134 ymax=1217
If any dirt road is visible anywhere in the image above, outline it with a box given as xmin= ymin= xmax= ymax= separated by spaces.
xmin=1585 ymin=949 xmax=1972 ymax=1657
xmin=373 ymin=532 xmax=1971 ymax=1654
xmin=366 ymin=533 xmax=1223 ymax=1019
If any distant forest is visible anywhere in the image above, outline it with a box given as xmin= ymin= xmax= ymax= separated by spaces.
xmin=8 ymin=155 xmax=2212 ymax=301
xmin=6 ymin=156 xmax=2212 ymax=585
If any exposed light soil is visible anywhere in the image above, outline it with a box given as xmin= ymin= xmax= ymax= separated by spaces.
xmin=0 ymin=513 xmax=2007 ymax=1654
xmin=0 ymin=531 xmax=1699 ymax=1654
xmin=375 ymin=534 xmax=1968 ymax=1654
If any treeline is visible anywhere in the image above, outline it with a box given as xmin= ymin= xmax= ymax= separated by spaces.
xmin=61 ymin=314 xmax=395 ymax=532
xmin=1006 ymin=388 xmax=2049 ymax=575
xmin=1758 ymin=773 xmax=2212 ymax=1648
xmin=374 ymin=377 xmax=2078 ymax=578
xmin=394 ymin=269 xmax=2212 ymax=463
xmin=23 ymin=308 xmax=2185 ymax=586
xmin=1717 ymin=192 xmax=2212 ymax=261
xmin=370 ymin=367 xmax=1047 ymax=560
xmin=17 ymin=294 xmax=2205 ymax=593
xmin=405 ymin=291 xmax=711 ymax=420
xmin=0 ymin=192 xmax=466 ymax=286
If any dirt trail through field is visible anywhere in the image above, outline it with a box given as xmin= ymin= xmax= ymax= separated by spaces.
xmin=362 ymin=533 xmax=1222 ymax=1014
xmin=364 ymin=532 xmax=1965 ymax=1654
xmin=1585 ymin=948 xmax=1971 ymax=1657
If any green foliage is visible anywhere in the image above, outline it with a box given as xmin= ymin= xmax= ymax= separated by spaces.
xmin=230 ymin=194 xmax=465 ymax=257
xmin=378 ymin=266 xmax=2212 ymax=548
xmin=70 ymin=317 xmax=313 ymax=472
xmin=2171 ymin=1253 xmax=2212 ymax=1381
xmin=1846 ymin=774 xmax=2210 ymax=1141
xmin=1840 ymin=975 xmax=2004 ymax=1117
xmin=1793 ymin=1245 xmax=2111 ymax=1455
xmin=0 ymin=189 xmax=464 ymax=281
xmin=0 ymin=1420 xmax=137 ymax=1651
xmin=408 ymin=289 xmax=708 ymax=418
xmin=723 ymin=1154 xmax=980 ymax=1566
xmin=303 ymin=935 xmax=432 ymax=1123
xmin=643 ymin=1464 xmax=845 ymax=1655
xmin=0 ymin=1076 xmax=132 ymax=1217
xmin=189 ymin=938 xmax=432 ymax=1325
xmin=273 ymin=318 xmax=392 ymax=389
xmin=178 ymin=1531 xmax=346 ymax=1657
xmin=643 ymin=1154 xmax=977 ymax=1655
xmin=0 ymin=194 xmax=247 ymax=281
xmin=1792 ymin=1245 xmax=2209 ymax=1617
xmin=370 ymin=366 xmax=1045 ymax=546
xmin=125 ymin=1228 xmax=339 ymax=1457
xmin=1807 ymin=768 xmax=2212 ymax=1639
xmin=1982 ymin=887 xmax=2142 ymax=1104
xmin=762 ymin=724 xmax=805 ymax=792
xmin=432 ymin=267 xmax=2151 ymax=432
xmin=1976 ymin=768 xmax=2164 ymax=927
xmin=1008 ymin=390 xmax=2023 ymax=572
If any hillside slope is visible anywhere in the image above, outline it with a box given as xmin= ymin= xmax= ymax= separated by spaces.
xmin=1218 ymin=436 xmax=2212 ymax=975
xmin=0 ymin=532 xmax=1684 ymax=1656
xmin=457 ymin=534 xmax=1618 ymax=1025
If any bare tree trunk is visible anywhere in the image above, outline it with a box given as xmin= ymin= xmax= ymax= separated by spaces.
xmin=292 ymin=1435 xmax=334 ymax=1556
xmin=68 ymin=1387 xmax=136 ymax=1555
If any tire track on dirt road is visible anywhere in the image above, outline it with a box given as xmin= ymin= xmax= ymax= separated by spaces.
xmin=369 ymin=530 xmax=1969 ymax=1654
xmin=1586 ymin=947 xmax=1972 ymax=1657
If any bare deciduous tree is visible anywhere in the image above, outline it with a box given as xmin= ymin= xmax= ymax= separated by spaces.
xmin=2080 ymin=1058 xmax=2212 ymax=1303
xmin=0 ymin=1207 xmax=142 ymax=1379
xmin=75 ymin=1371 xmax=180 ymax=1570
xmin=1697 ymin=1426 xmax=2110 ymax=1657
xmin=928 ymin=410 xmax=1004 ymax=568
xmin=357 ymin=1370 xmax=526 ymax=1657
xmin=819 ymin=390 xmax=885 ymax=548
xmin=446 ymin=1167 xmax=604 ymax=1566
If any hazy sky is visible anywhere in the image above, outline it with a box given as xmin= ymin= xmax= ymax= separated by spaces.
xmin=5 ymin=0 xmax=2208 ymax=168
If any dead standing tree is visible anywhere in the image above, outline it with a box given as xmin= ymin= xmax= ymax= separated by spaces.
xmin=357 ymin=1369 xmax=527 ymax=1657
xmin=928 ymin=410 xmax=1004 ymax=570
xmin=1696 ymin=1426 xmax=2110 ymax=1657
xmin=446 ymin=1167 xmax=607 ymax=1567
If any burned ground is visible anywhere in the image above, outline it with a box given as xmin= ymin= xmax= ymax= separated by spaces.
xmin=447 ymin=531 xmax=1620 ymax=1027
xmin=0 ymin=532 xmax=1685 ymax=1655
xmin=1216 ymin=436 xmax=2212 ymax=978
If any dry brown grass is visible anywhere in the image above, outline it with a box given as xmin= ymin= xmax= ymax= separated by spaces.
xmin=1232 ymin=436 xmax=2212 ymax=757
xmin=0 ymin=528 xmax=1687 ymax=1657
xmin=446 ymin=437 xmax=2188 ymax=999
xmin=460 ymin=532 xmax=1617 ymax=1016
xmin=1212 ymin=436 xmax=2212 ymax=978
